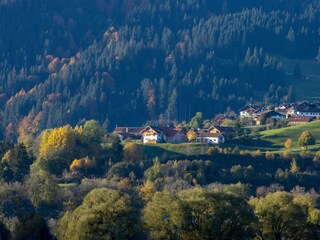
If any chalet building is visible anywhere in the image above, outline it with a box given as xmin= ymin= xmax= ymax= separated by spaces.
xmin=294 ymin=102 xmax=320 ymax=117
xmin=275 ymin=104 xmax=296 ymax=118
xmin=196 ymin=133 xmax=225 ymax=144
xmin=255 ymin=110 xmax=285 ymax=125
xmin=287 ymin=116 xmax=316 ymax=126
xmin=140 ymin=126 xmax=187 ymax=144
xmin=239 ymin=105 xmax=262 ymax=118
xmin=207 ymin=126 xmax=235 ymax=138
xmin=114 ymin=127 xmax=144 ymax=140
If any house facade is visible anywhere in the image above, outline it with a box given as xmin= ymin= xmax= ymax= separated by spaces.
xmin=294 ymin=102 xmax=320 ymax=117
xmin=207 ymin=126 xmax=235 ymax=138
xmin=239 ymin=105 xmax=262 ymax=118
xmin=287 ymin=116 xmax=316 ymax=126
xmin=275 ymin=104 xmax=296 ymax=118
xmin=140 ymin=126 xmax=187 ymax=144
xmin=196 ymin=133 xmax=225 ymax=144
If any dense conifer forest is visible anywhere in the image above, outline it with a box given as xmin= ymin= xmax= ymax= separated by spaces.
xmin=0 ymin=0 xmax=319 ymax=137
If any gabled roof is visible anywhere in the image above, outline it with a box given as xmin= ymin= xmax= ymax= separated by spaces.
xmin=256 ymin=110 xmax=284 ymax=117
xmin=209 ymin=126 xmax=235 ymax=133
xmin=114 ymin=127 xmax=144 ymax=135
xmin=140 ymin=126 xmax=162 ymax=134
xmin=239 ymin=105 xmax=261 ymax=112
xmin=287 ymin=116 xmax=316 ymax=123
xmin=296 ymin=102 xmax=320 ymax=113
xmin=275 ymin=109 xmax=289 ymax=114
xmin=140 ymin=126 xmax=183 ymax=137
xmin=158 ymin=127 xmax=180 ymax=137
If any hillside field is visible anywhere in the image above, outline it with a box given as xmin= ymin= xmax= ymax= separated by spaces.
xmin=123 ymin=121 xmax=320 ymax=160
xmin=255 ymin=120 xmax=320 ymax=151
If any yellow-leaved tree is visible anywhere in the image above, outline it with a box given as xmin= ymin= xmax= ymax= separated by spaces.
xmin=140 ymin=180 xmax=157 ymax=202
xmin=70 ymin=156 xmax=96 ymax=174
xmin=39 ymin=125 xmax=78 ymax=174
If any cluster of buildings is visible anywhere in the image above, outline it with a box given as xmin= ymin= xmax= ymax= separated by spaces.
xmin=239 ymin=102 xmax=320 ymax=126
xmin=114 ymin=125 xmax=233 ymax=145
xmin=114 ymin=102 xmax=320 ymax=145
xmin=114 ymin=126 xmax=188 ymax=144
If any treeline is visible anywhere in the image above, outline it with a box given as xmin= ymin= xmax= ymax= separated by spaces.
xmin=0 ymin=0 xmax=320 ymax=137
xmin=0 ymin=121 xmax=320 ymax=238
xmin=1 ymin=182 xmax=320 ymax=239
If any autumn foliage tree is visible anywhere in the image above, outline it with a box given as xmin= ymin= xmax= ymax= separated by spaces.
xmin=298 ymin=131 xmax=316 ymax=149
xmin=187 ymin=129 xmax=197 ymax=142
xmin=284 ymin=138 xmax=293 ymax=150
xmin=37 ymin=120 xmax=105 ymax=175
xmin=18 ymin=111 xmax=42 ymax=152
xmin=140 ymin=180 xmax=156 ymax=202
xmin=69 ymin=156 xmax=96 ymax=175
xmin=38 ymin=125 xmax=78 ymax=174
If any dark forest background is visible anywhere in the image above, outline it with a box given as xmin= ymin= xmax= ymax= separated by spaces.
xmin=0 ymin=0 xmax=319 ymax=139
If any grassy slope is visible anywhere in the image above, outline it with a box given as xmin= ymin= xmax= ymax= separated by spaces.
xmin=256 ymin=120 xmax=320 ymax=151
xmin=277 ymin=56 xmax=320 ymax=101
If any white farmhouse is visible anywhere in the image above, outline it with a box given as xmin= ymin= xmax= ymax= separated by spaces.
xmin=196 ymin=133 xmax=225 ymax=144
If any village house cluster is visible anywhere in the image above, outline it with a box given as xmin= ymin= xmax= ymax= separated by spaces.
xmin=114 ymin=125 xmax=231 ymax=145
xmin=240 ymin=101 xmax=320 ymax=126
xmin=114 ymin=101 xmax=320 ymax=145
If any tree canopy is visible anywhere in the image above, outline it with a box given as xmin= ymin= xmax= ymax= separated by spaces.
xmin=57 ymin=188 xmax=141 ymax=240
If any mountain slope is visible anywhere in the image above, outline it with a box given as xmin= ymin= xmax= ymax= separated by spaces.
xmin=0 ymin=0 xmax=320 ymax=139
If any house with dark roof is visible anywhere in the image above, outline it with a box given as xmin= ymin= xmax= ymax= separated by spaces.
xmin=239 ymin=105 xmax=262 ymax=118
xmin=274 ymin=103 xmax=299 ymax=118
xmin=254 ymin=110 xmax=285 ymax=125
xmin=113 ymin=127 xmax=144 ymax=140
xmin=196 ymin=132 xmax=225 ymax=144
xmin=207 ymin=126 xmax=235 ymax=138
xmin=140 ymin=126 xmax=187 ymax=144
xmin=287 ymin=116 xmax=316 ymax=126
xmin=294 ymin=102 xmax=320 ymax=117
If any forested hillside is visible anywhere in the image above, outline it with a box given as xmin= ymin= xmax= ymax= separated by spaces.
xmin=0 ymin=0 xmax=320 ymax=139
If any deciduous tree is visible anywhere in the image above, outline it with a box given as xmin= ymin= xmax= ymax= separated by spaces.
xmin=123 ymin=142 xmax=144 ymax=163
xmin=143 ymin=191 xmax=186 ymax=240
xmin=178 ymin=187 xmax=255 ymax=240
xmin=38 ymin=125 xmax=78 ymax=174
xmin=284 ymin=138 xmax=293 ymax=150
xmin=26 ymin=159 xmax=59 ymax=208
xmin=57 ymin=188 xmax=140 ymax=240
xmin=249 ymin=192 xmax=313 ymax=240
xmin=298 ymin=131 xmax=316 ymax=149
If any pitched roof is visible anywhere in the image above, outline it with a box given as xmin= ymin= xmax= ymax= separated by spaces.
xmin=140 ymin=126 xmax=183 ymax=137
xmin=209 ymin=126 xmax=234 ymax=133
xmin=114 ymin=127 xmax=144 ymax=135
xmin=239 ymin=105 xmax=261 ymax=112
xmin=296 ymin=102 xmax=320 ymax=113
xmin=287 ymin=116 xmax=316 ymax=123
xmin=256 ymin=110 xmax=284 ymax=118
xmin=275 ymin=109 xmax=289 ymax=114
